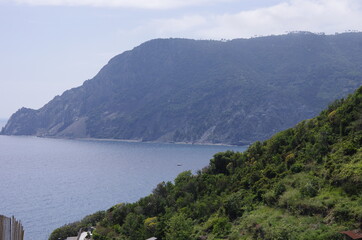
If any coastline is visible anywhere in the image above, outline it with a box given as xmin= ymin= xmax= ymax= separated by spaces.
xmin=33 ymin=135 xmax=250 ymax=147
xmin=0 ymin=132 xmax=249 ymax=147
xmin=72 ymin=137 xmax=249 ymax=147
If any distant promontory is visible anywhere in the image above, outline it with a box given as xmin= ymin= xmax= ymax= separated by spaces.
xmin=2 ymin=32 xmax=362 ymax=145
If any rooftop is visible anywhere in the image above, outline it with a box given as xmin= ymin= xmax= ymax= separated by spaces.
xmin=341 ymin=230 xmax=362 ymax=239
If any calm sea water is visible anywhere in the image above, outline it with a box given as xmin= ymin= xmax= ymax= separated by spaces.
xmin=0 ymin=119 xmax=7 ymax=129
xmin=0 ymin=134 xmax=246 ymax=240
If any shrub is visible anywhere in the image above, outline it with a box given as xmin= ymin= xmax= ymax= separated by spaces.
xmin=291 ymin=163 xmax=304 ymax=173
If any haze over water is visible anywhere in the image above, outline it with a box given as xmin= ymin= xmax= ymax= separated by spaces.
xmin=0 ymin=135 xmax=246 ymax=240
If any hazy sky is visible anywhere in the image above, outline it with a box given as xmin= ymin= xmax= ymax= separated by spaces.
xmin=0 ymin=0 xmax=362 ymax=118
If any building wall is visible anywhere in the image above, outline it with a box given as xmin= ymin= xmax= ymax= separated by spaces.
xmin=0 ymin=215 xmax=24 ymax=240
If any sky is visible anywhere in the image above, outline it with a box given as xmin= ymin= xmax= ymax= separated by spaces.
xmin=0 ymin=0 xmax=362 ymax=119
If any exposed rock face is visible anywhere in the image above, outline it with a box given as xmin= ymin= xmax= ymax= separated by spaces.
xmin=2 ymin=32 xmax=362 ymax=145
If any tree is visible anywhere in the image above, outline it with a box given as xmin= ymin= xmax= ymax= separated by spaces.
xmin=165 ymin=213 xmax=193 ymax=240
xmin=121 ymin=213 xmax=145 ymax=240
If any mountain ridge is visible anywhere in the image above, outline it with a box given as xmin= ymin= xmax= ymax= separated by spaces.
xmin=2 ymin=32 xmax=362 ymax=145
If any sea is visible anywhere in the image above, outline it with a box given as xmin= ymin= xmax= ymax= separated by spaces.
xmin=0 ymin=120 xmax=246 ymax=240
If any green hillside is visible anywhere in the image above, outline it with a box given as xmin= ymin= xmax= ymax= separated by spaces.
xmin=50 ymin=86 xmax=362 ymax=239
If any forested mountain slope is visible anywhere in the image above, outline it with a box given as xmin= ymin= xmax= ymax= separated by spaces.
xmin=2 ymin=32 xmax=362 ymax=144
xmin=50 ymin=86 xmax=362 ymax=240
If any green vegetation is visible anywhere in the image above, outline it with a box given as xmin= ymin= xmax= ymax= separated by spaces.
xmin=50 ymin=86 xmax=362 ymax=240
xmin=49 ymin=211 xmax=105 ymax=240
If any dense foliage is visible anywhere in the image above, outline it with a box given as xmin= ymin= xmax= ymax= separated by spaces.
xmin=3 ymin=32 xmax=362 ymax=145
xmin=49 ymin=211 xmax=105 ymax=240
xmin=50 ymin=86 xmax=362 ymax=240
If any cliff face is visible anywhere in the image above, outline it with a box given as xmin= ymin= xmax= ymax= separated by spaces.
xmin=2 ymin=32 xmax=362 ymax=145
